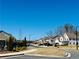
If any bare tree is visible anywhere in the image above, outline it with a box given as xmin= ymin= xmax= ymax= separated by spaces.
xmin=55 ymin=26 xmax=64 ymax=35
xmin=55 ymin=24 xmax=76 ymax=35
xmin=46 ymin=30 xmax=54 ymax=37
xmin=64 ymin=24 xmax=76 ymax=33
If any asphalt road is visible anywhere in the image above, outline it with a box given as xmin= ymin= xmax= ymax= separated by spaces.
xmin=0 ymin=55 xmax=67 ymax=59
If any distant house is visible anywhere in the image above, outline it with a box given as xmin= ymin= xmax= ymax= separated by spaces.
xmin=35 ymin=37 xmax=46 ymax=45
xmin=0 ymin=31 xmax=15 ymax=50
xmin=55 ymin=32 xmax=79 ymax=45
xmin=35 ymin=36 xmax=55 ymax=46
xmin=35 ymin=32 xmax=79 ymax=46
xmin=55 ymin=35 xmax=69 ymax=45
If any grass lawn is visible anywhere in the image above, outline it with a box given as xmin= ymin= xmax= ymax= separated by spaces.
xmin=28 ymin=47 xmax=66 ymax=56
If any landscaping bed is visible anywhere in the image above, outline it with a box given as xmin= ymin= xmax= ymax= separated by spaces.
xmin=0 ymin=51 xmax=14 ymax=54
xmin=0 ymin=46 xmax=28 ymax=54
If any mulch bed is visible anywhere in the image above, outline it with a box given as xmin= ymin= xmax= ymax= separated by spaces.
xmin=0 ymin=51 xmax=14 ymax=54
xmin=0 ymin=49 xmax=29 ymax=54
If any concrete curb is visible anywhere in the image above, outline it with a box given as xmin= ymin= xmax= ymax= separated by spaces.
xmin=0 ymin=53 xmax=24 ymax=57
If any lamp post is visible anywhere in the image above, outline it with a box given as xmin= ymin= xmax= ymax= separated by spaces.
xmin=76 ymin=26 xmax=78 ymax=50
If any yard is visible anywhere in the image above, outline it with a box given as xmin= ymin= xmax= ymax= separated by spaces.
xmin=27 ymin=47 xmax=66 ymax=56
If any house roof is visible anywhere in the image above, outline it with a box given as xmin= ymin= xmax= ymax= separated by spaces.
xmin=35 ymin=35 xmax=59 ymax=42
xmin=52 ymin=35 xmax=59 ymax=39
xmin=0 ymin=30 xmax=13 ymax=40
xmin=0 ymin=30 xmax=12 ymax=36
xmin=66 ymin=32 xmax=79 ymax=39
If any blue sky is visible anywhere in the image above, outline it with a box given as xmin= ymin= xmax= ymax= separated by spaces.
xmin=0 ymin=0 xmax=79 ymax=40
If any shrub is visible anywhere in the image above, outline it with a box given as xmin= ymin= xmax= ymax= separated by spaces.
xmin=7 ymin=36 xmax=14 ymax=51
xmin=15 ymin=46 xmax=27 ymax=52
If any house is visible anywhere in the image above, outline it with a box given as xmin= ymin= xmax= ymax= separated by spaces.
xmin=64 ymin=32 xmax=79 ymax=45
xmin=35 ymin=36 xmax=56 ymax=46
xmin=55 ymin=32 xmax=79 ymax=46
xmin=0 ymin=30 xmax=15 ymax=50
xmin=55 ymin=35 xmax=69 ymax=45
xmin=35 ymin=32 xmax=79 ymax=46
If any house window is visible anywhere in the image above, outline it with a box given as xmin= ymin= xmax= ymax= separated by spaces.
xmin=51 ymin=40 xmax=53 ymax=42
xmin=70 ymin=42 xmax=71 ymax=44
xmin=61 ymin=38 xmax=63 ymax=41
xmin=67 ymin=39 xmax=69 ymax=41
xmin=73 ymin=42 xmax=75 ymax=45
xmin=70 ymin=39 xmax=71 ymax=40
xmin=65 ymin=39 xmax=67 ymax=41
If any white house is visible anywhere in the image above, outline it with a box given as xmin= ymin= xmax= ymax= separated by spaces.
xmin=35 ymin=36 xmax=55 ymax=46
xmin=55 ymin=32 xmax=79 ymax=45
xmin=54 ymin=35 xmax=69 ymax=45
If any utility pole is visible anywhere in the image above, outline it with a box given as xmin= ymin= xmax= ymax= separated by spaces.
xmin=76 ymin=26 xmax=78 ymax=50
xmin=28 ymin=34 xmax=31 ymax=46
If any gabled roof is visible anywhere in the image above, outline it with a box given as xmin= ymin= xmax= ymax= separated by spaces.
xmin=52 ymin=35 xmax=59 ymax=39
xmin=0 ymin=30 xmax=12 ymax=36
xmin=0 ymin=30 xmax=16 ymax=41
xmin=66 ymin=32 xmax=79 ymax=39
